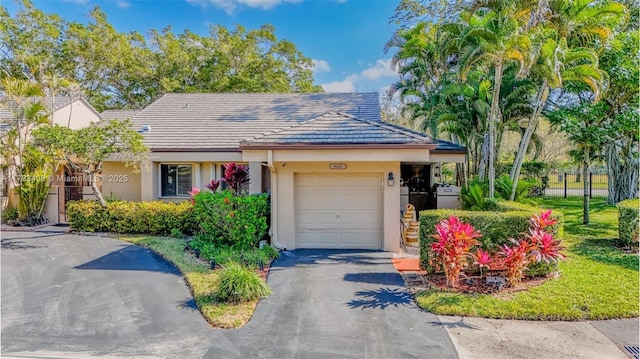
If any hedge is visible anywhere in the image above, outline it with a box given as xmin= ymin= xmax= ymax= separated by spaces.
xmin=67 ymin=200 xmax=197 ymax=235
xmin=419 ymin=207 xmax=563 ymax=273
xmin=617 ymin=199 xmax=639 ymax=247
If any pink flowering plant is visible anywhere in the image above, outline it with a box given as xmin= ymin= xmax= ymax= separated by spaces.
xmin=429 ymin=210 xmax=566 ymax=290
xmin=431 ymin=216 xmax=481 ymax=288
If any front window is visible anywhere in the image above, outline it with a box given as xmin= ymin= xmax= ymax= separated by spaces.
xmin=161 ymin=164 xmax=192 ymax=197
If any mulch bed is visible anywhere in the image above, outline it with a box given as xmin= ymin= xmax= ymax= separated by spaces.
xmin=403 ymin=271 xmax=558 ymax=295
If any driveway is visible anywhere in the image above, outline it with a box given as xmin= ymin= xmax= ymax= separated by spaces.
xmin=2 ymin=232 xmax=457 ymax=358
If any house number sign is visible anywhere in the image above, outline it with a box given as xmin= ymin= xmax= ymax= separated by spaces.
xmin=329 ymin=163 xmax=347 ymax=170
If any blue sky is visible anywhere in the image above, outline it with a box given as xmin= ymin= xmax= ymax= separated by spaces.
xmin=5 ymin=0 xmax=402 ymax=95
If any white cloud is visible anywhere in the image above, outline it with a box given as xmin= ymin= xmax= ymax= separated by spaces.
xmin=322 ymin=74 xmax=358 ymax=92
xmin=116 ymin=0 xmax=131 ymax=8
xmin=361 ymin=59 xmax=398 ymax=80
xmin=311 ymin=59 xmax=331 ymax=73
xmin=186 ymin=0 xmax=301 ymax=13
xmin=321 ymin=59 xmax=398 ymax=93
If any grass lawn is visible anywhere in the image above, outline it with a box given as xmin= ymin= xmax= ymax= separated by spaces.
xmin=121 ymin=236 xmax=257 ymax=328
xmin=415 ymin=197 xmax=639 ymax=320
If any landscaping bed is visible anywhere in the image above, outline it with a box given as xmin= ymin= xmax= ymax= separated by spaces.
xmin=414 ymin=197 xmax=639 ymax=320
xmin=121 ymin=235 xmax=276 ymax=328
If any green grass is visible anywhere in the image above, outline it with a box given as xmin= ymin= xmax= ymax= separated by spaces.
xmin=415 ymin=197 xmax=639 ymax=320
xmin=121 ymin=236 xmax=258 ymax=328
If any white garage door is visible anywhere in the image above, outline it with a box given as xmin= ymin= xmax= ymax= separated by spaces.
xmin=295 ymin=173 xmax=382 ymax=249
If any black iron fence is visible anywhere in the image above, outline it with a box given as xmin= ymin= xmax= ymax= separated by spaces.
xmin=544 ymin=171 xmax=609 ymax=198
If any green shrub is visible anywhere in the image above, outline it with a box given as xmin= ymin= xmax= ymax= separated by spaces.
xmin=216 ymin=261 xmax=271 ymax=303
xmin=189 ymin=237 xmax=280 ymax=269
xmin=460 ymin=182 xmax=487 ymax=210
xmin=419 ymin=209 xmax=563 ymax=273
xmin=67 ymin=200 xmax=195 ymax=235
xmin=617 ymin=199 xmax=639 ymax=247
xmin=192 ymin=190 xmax=269 ymax=249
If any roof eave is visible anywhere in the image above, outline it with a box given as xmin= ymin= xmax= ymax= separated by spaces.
xmin=238 ymin=143 xmax=437 ymax=150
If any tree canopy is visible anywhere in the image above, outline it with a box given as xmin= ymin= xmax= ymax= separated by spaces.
xmin=0 ymin=0 xmax=322 ymax=111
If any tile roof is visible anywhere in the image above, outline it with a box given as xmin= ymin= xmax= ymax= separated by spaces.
xmin=240 ymin=112 xmax=437 ymax=148
xmin=129 ymin=92 xmax=381 ymax=150
xmin=0 ymin=96 xmax=83 ymax=120
xmin=431 ymin=139 xmax=467 ymax=153
xmin=100 ymin=109 xmax=141 ymax=120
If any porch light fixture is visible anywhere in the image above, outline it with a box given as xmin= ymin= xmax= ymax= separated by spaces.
xmin=387 ymin=172 xmax=395 ymax=186
xmin=434 ymin=164 xmax=441 ymax=178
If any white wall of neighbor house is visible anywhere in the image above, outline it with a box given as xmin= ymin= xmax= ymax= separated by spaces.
xmin=51 ymin=100 xmax=101 ymax=129
xmin=271 ymin=160 xmax=401 ymax=252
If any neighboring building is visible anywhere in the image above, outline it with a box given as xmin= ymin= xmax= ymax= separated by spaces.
xmin=0 ymin=96 xmax=102 ymax=223
xmin=101 ymin=93 xmax=466 ymax=252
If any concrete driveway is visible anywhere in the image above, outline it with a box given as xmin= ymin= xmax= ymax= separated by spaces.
xmin=1 ymin=232 xmax=457 ymax=359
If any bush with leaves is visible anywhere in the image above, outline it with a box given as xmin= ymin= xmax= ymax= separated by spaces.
xmin=192 ymin=190 xmax=269 ymax=249
xmin=67 ymin=200 xmax=195 ymax=234
xmin=189 ymin=237 xmax=279 ymax=268
xmin=617 ymin=199 xmax=639 ymax=248
xmin=216 ymin=261 xmax=272 ymax=303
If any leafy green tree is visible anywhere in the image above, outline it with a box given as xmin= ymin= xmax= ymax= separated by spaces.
xmin=509 ymin=0 xmax=626 ymax=201
xmin=32 ymin=119 xmax=149 ymax=207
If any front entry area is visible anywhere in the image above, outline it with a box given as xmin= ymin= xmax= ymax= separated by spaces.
xmin=295 ymin=173 xmax=382 ymax=249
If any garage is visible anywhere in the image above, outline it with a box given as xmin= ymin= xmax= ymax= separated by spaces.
xmin=295 ymin=173 xmax=382 ymax=249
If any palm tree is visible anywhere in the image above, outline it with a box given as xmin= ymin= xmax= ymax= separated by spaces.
xmin=509 ymin=0 xmax=626 ymax=200
xmin=452 ymin=1 xmax=533 ymax=198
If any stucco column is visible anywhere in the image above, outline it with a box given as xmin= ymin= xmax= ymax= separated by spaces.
xmin=249 ymin=161 xmax=263 ymax=194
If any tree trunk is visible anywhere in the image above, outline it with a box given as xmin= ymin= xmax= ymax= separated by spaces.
xmin=488 ymin=60 xmax=504 ymax=199
xmin=606 ymin=141 xmax=640 ymax=204
xmin=478 ymin=134 xmax=489 ymax=181
xmin=90 ymin=172 xmax=107 ymax=207
xmin=510 ymin=80 xmax=549 ymax=200
xmin=582 ymin=149 xmax=590 ymax=225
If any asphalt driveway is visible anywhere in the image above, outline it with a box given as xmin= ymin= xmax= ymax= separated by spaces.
xmin=1 ymin=232 xmax=457 ymax=358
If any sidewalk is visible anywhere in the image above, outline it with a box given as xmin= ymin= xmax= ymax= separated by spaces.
xmin=392 ymin=257 xmax=639 ymax=359
xmin=440 ymin=315 xmax=638 ymax=359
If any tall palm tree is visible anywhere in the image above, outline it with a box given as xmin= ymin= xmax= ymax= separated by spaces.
xmin=509 ymin=0 xmax=626 ymax=200
xmin=452 ymin=1 xmax=533 ymax=198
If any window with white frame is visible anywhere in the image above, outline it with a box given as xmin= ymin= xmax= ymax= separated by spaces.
xmin=161 ymin=164 xmax=192 ymax=197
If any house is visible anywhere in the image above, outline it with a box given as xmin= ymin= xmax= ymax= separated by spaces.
xmin=101 ymin=93 xmax=466 ymax=252
xmin=0 ymin=96 xmax=102 ymax=222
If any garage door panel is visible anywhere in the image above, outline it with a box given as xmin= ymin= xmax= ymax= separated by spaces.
xmin=295 ymin=173 xmax=382 ymax=249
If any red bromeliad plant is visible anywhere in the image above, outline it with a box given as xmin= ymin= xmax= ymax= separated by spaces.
xmin=530 ymin=209 xmax=557 ymax=231
xmin=498 ymin=238 xmax=533 ymax=286
xmin=473 ymin=249 xmax=493 ymax=278
xmin=498 ymin=210 xmax=566 ymax=287
xmin=527 ymin=228 xmax=566 ymax=263
xmin=431 ymin=216 xmax=481 ymax=288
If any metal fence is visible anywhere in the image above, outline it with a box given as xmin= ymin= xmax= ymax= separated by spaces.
xmin=544 ymin=171 xmax=609 ymax=198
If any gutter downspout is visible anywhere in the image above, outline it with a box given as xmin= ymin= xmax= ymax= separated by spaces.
xmin=267 ymin=150 xmax=286 ymax=250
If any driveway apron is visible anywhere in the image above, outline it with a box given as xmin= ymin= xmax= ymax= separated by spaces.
xmin=216 ymin=249 xmax=458 ymax=359
xmin=2 ymin=233 xmax=457 ymax=358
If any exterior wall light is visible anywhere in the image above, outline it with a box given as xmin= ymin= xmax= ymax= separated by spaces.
xmin=387 ymin=172 xmax=395 ymax=186
xmin=434 ymin=164 xmax=441 ymax=178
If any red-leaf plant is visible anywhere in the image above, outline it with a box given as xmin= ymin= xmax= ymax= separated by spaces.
xmin=431 ymin=216 xmax=481 ymax=288
xmin=498 ymin=238 xmax=534 ymax=287
xmin=223 ymin=162 xmax=250 ymax=195
xmin=473 ymin=249 xmax=493 ymax=278
xmin=499 ymin=210 xmax=565 ymax=287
